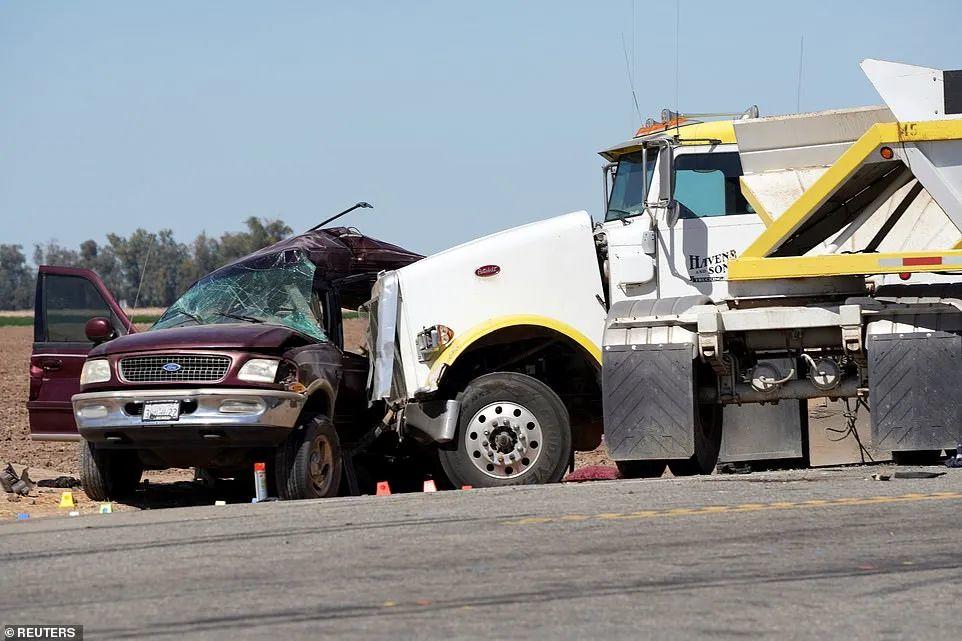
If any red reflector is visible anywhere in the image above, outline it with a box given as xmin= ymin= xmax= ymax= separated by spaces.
xmin=254 ymin=462 xmax=266 ymax=472
xmin=475 ymin=265 xmax=501 ymax=277
xmin=903 ymin=256 xmax=942 ymax=266
xmin=899 ymin=272 xmax=911 ymax=281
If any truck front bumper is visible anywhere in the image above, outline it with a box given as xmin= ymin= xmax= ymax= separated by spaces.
xmin=72 ymin=388 xmax=306 ymax=448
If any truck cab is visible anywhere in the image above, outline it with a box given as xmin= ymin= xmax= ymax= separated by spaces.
xmin=364 ymin=112 xmax=786 ymax=489
xmin=600 ymin=113 xmax=766 ymax=304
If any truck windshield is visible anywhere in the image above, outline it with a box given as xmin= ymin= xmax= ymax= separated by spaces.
xmin=606 ymin=151 xmax=655 ymax=222
xmin=152 ymin=252 xmax=328 ymax=342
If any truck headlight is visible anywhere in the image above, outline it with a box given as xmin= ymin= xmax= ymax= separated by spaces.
xmin=80 ymin=359 xmax=111 ymax=385
xmin=416 ymin=324 xmax=454 ymax=362
xmin=238 ymin=358 xmax=279 ymax=383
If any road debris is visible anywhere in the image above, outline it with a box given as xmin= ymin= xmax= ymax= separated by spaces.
xmin=1 ymin=463 xmax=35 ymax=496
xmin=37 ymin=476 xmax=82 ymax=489
xmin=253 ymin=462 xmax=269 ymax=502
xmin=871 ymin=473 xmax=891 ymax=481
xmin=893 ymin=470 xmax=946 ymax=480
xmin=945 ymin=443 xmax=962 ymax=468
xmin=719 ymin=463 xmax=754 ymax=475
xmin=564 ymin=465 xmax=619 ymax=482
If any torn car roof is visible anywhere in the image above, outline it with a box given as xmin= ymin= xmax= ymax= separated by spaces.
xmin=208 ymin=226 xmax=423 ymax=283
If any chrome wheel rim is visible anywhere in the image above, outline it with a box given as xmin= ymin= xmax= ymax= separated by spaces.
xmin=464 ymin=401 xmax=543 ymax=479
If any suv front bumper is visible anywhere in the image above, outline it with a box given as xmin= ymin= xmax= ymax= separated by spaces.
xmin=72 ymin=388 xmax=306 ymax=448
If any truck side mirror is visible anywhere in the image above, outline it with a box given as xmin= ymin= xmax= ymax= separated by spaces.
xmin=85 ymin=317 xmax=116 ymax=344
xmin=665 ymin=201 xmax=681 ymax=228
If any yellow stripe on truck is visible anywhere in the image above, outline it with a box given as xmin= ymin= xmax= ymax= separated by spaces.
xmin=427 ymin=314 xmax=602 ymax=384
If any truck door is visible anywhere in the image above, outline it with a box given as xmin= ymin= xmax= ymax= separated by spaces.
xmin=655 ymin=147 xmax=766 ymax=300
xmin=28 ymin=266 xmax=131 ymax=440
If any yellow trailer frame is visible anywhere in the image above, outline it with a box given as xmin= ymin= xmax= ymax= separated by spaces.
xmin=728 ymin=119 xmax=962 ymax=281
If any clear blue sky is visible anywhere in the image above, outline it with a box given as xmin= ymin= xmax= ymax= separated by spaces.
xmin=2 ymin=1 xmax=960 ymax=257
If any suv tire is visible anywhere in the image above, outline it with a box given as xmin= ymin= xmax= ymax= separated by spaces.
xmin=275 ymin=416 xmax=342 ymax=500
xmin=79 ymin=441 xmax=143 ymax=501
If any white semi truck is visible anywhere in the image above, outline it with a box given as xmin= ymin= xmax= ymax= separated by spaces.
xmin=366 ymin=59 xmax=962 ymax=488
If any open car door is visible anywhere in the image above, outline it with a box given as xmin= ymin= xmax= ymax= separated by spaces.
xmin=27 ymin=266 xmax=132 ymax=441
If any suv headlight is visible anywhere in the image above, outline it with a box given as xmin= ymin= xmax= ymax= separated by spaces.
xmin=80 ymin=359 xmax=111 ymax=385
xmin=238 ymin=358 xmax=280 ymax=383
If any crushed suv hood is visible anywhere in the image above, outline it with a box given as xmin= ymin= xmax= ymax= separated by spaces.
xmin=90 ymin=323 xmax=315 ymax=357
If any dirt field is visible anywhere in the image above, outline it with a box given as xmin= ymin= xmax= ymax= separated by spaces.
xmin=0 ymin=326 xmax=79 ymax=473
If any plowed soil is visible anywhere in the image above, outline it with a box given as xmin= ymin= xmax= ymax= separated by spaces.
xmin=0 ymin=326 xmax=78 ymax=473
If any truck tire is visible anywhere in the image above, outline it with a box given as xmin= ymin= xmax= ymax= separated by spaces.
xmin=615 ymin=460 xmax=667 ymax=479
xmin=667 ymin=396 xmax=722 ymax=477
xmin=79 ymin=441 xmax=143 ymax=501
xmin=438 ymin=372 xmax=572 ymax=488
xmin=275 ymin=416 xmax=342 ymax=500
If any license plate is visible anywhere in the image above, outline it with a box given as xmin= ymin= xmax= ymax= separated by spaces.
xmin=142 ymin=400 xmax=181 ymax=422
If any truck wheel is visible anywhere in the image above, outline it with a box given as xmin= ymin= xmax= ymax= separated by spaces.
xmin=667 ymin=401 xmax=722 ymax=477
xmin=438 ymin=372 xmax=572 ymax=488
xmin=275 ymin=416 xmax=342 ymax=500
xmin=79 ymin=441 xmax=143 ymax=501
xmin=616 ymin=460 xmax=667 ymax=479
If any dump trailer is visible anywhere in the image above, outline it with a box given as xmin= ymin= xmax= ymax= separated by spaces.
xmin=366 ymin=59 xmax=962 ymax=488
xmin=604 ymin=59 xmax=962 ymax=475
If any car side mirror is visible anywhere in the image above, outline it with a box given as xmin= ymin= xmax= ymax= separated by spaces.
xmin=85 ymin=317 xmax=116 ymax=344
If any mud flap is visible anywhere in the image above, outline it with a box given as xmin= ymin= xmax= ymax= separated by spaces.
xmin=603 ymin=344 xmax=696 ymax=461
xmin=869 ymin=331 xmax=962 ymax=451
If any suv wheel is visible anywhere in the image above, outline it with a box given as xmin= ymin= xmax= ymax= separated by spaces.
xmin=438 ymin=372 xmax=572 ymax=488
xmin=275 ymin=416 xmax=342 ymax=500
xmin=79 ymin=441 xmax=143 ymax=501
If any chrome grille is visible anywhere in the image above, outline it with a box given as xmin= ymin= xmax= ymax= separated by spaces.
xmin=120 ymin=354 xmax=231 ymax=382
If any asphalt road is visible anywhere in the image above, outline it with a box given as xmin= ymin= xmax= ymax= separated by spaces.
xmin=2 ymin=466 xmax=961 ymax=641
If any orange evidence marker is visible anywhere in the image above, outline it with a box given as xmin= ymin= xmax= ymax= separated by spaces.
xmin=461 ymin=485 xmax=473 ymax=490
xmin=375 ymin=481 xmax=392 ymax=496
xmin=423 ymin=479 xmax=438 ymax=493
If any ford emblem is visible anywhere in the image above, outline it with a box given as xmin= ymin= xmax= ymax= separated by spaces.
xmin=162 ymin=362 xmax=182 ymax=373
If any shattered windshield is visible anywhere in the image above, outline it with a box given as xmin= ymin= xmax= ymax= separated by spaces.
xmin=152 ymin=251 xmax=328 ymax=342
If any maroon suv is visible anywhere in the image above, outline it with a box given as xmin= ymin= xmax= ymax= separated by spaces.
xmin=27 ymin=227 xmax=419 ymax=501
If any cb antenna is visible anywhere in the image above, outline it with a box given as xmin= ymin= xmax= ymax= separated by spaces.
xmin=311 ymin=201 xmax=374 ymax=231
xmin=620 ymin=32 xmax=642 ymax=123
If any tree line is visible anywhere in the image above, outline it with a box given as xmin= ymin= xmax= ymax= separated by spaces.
xmin=0 ymin=217 xmax=291 ymax=311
